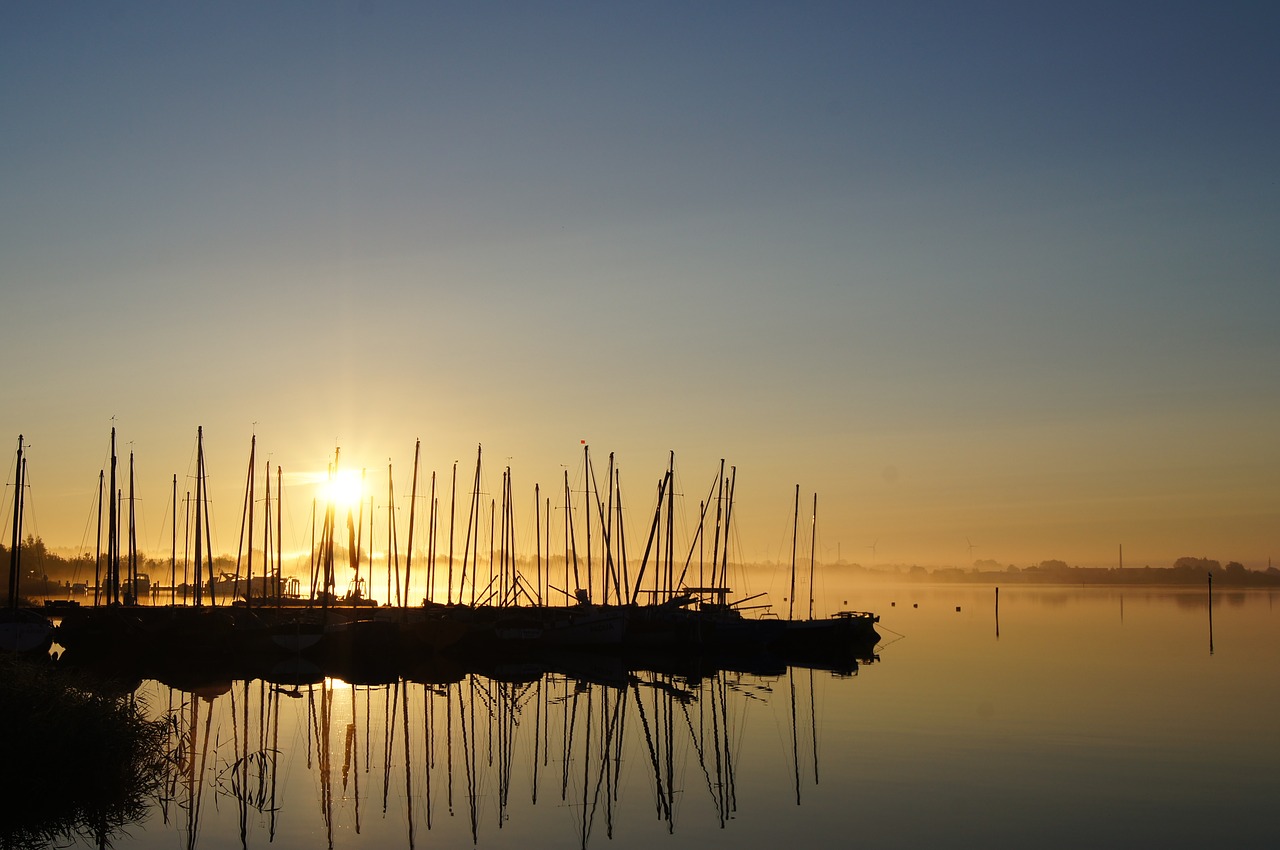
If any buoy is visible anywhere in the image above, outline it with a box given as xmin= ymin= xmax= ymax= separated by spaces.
xmin=891 ymin=602 xmax=896 ymax=607
xmin=956 ymin=606 xmax=962 ymax=612
xmin=913 ymin=603 xmax=918 ymax=608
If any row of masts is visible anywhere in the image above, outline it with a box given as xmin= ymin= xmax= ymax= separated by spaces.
xmin=94 ymin=425 xmax=226 ymax=607
xmin=82 ymin=428 xmax=745 ymax=611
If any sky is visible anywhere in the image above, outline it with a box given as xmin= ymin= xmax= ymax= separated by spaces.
xmin=2 ymin=1 xmax=1277 ymax=574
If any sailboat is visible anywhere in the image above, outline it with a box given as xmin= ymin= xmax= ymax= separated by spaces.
xmin=1 ymin=435 xmax=55 ymax=655
xmin=778 ymin=490 xmax=879 ymax=665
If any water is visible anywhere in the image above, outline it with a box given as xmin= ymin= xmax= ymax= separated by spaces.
xmin=29 ymin=585 xmax=1280 ymax=848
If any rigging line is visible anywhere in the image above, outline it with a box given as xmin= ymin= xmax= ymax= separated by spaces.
xmin=73 ymin=474 xmax=102 ymax=575
xmin=151 ymin=481 xmax=177 ymax=559
xmin=14 ymin=463 xmax=40 ymax=538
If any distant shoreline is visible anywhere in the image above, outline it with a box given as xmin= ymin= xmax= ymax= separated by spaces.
xmin=843 ymin=569 xmax=1280 ymax=588
xmin=8 ymin=538 xmax=1278 ymax=595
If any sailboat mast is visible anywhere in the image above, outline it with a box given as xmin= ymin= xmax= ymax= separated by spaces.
xmin=261 ymin=461 xmax=271 ymax=607
xmin=193 ymin=426 xmax=204 ymax=607
xmin=617 ymin=470 xmax=629 ymax=603
xmin=108 ymin=427 xmax=118 ymax=605
xmin=308 ymin=497 xmax=317 ymax=604
xmin=171 ymin=473 xmax=177 ymax=606
xmin=498 ymin=470 xmax=507 ymax=604
xmin=447 ymin=462 xmax=457 ymax=606
xmin=718 ymin=466 xmax=736 ymax=603
xmin=709 ymin=460 xmax=724 ymax=605
xmin=584 ymin=444 xmax=592 ymax=604
xmin=471 ymin=447 xmax=482 ymax=607
xmin=605 ymin=452 xmax=615 ymax=606
xmin=427 ymin=471 xmax=437 ymax=605
xmin=487 ymin=496 xmax=494 ymax=604
xmin=7 ymin=435 xmax=22 ymax=608
xmin=789 ymin=484 xmax=799 ymax=621
xmin=183 ymin=491 xmax=190 ymax=604
xmin=276 ymin=465 xmax=283 ymax=599
xmin=808 ymin=492 xmax=817 ymax=621
xmin=128 ymin=451 xmax=136 ymax=603
xmin=17 ymin=455 xmax=25 ymax=602
xmin=535 ymin=483 xmax=542 ymax=607
xmin=246 ymin=434 xmax=256 ymax=606
xmin=94 ymin=469 xmax=103 ymax=607
xmin=565 ymin=469 xmax=579 ymax=599
xmin=387 ymin=460 xmax=396 ymax=606
xmin=664 ymin=451 xmax=674 ymax=601
xmin=544 ymin=494 xmax=552 ymax=606
xmin=405 ymin=439 xmax=420 ymax=607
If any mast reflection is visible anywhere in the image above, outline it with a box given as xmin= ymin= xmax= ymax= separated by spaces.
xmin=132 ymin=653 xmax=879 ymax=849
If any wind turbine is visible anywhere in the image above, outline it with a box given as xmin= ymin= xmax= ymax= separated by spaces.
xmin=866 ymin=540 xmax=878 ymax=570
xmin=966 ymin=537 xmax=978 ymax=566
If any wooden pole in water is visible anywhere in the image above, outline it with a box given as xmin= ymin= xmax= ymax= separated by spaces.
xmin=1207 ymin=572 xmax=1214 ymax=655
xmin=995 ymin=586 xmax=1000 ymax=638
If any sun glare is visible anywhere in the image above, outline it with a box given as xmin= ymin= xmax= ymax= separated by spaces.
xmin=322 ymin=469 xmax=364 ymax=510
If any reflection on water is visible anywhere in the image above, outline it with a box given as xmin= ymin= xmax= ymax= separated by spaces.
xmin=137 ymin=662 xmax=855 ymax=850
xmin=30 ymin=585 xmax=1280 ymax=849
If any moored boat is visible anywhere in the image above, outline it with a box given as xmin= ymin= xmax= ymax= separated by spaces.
xmin=3 ymin=436 xmax=54 ymax=656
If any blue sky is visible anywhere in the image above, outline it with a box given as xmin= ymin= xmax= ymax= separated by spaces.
xmin=2 ymin=2 xmax=1277 ymax=571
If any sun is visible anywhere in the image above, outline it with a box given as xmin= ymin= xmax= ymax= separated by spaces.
xmin=322 ymin=468 xmax=364 ymax=510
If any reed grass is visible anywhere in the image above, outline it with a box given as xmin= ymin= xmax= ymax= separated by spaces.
xmin=0 ymin=656 xmax=168 ymax=848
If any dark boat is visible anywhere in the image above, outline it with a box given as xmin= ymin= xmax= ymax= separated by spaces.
xmin=2 ymin=436 xmax=54 ymax=656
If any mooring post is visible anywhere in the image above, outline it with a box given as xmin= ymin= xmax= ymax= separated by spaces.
xmin=1207 ymin=572 xmax=1214 ymax=655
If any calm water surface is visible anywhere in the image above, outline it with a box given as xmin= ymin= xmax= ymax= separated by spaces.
xmin=48 ymin=585 xmax=1280 ymax=849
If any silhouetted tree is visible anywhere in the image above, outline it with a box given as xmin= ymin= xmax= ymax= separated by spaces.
xmin=1173 ymin=556 xmax=1220 ymax=573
